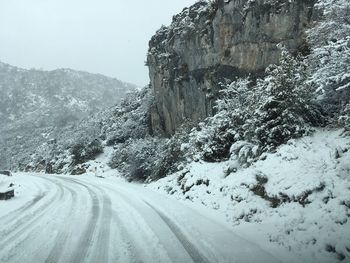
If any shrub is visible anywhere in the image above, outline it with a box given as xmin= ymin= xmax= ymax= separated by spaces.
xmin=109 ymin=138 xmax=165 ymax=181
xmin=70 ymin=139 xmax=103 ymax=165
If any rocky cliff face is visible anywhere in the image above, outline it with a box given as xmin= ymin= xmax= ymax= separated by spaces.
xmin=147 ymin=0 xmax=315 ymax=135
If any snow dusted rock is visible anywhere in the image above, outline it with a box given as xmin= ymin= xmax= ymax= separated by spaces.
xmin=0 ymin=175 xmax=16 ymax=200
xmin=0 ymin=190 xmax=14 ymax=201
xmin=147 ymin=0 xmax=315 ymax=135
xmin=0 ymin=171 xmax=12 ymax=176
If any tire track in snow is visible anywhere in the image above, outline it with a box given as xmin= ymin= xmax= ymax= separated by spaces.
xmin=64 ymin=178 xmax=112 ymax=263
xmin=63 ymin=179 xmax=100 ymax=263
xmin=90 ymin=190 xmax=112 ymax=263
xmin=92 ymin=182 xmax=170 ymax=262
xmin=0 ymin=178 xmax=66 ymax=263
xmin=111 ymin=210 xmax=141 ymax=263
xmin=98 ymin=185 xmax=166 ymax=262
xmin=44 ymin=179 xmax=79 ymax=263
xmin=0 ymin=179 xmax=47 ymax=225
xmin=0 ymin=193 xmax=45 ymax=225
xmin=76 ymin=179 xmax=112 ymax=263
xmin=0 ymin=179 xmax=64 ymax=248
xmin=101 ymin=184 xmax=195 ymax=263
xmin=144 ymin=201 xmax=211 ymax=263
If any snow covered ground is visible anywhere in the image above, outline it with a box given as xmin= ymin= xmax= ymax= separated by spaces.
xmin=150 ymin=129 xmax=350 ymax=263
xmin=0 ymin=173 xmax=280 ymax=263
xmin=1 ymin=129 xmax=349 ymax=263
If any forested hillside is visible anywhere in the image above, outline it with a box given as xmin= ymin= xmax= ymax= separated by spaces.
xmin=0 ymin=61 xmax=136 ymax=169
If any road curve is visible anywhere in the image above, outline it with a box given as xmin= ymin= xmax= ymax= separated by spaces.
xmin=0 ymin=174 xmax=281 ymax=263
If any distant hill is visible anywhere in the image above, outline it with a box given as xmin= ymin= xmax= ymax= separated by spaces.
xmin=0 ymin=61 xmax=136 ymax=169
xmin=0 ymin=61 xmax=136 ymax=129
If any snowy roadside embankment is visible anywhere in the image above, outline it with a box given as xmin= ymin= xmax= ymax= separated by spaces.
xmin=150 ymin=129 xmax=350 ymax=262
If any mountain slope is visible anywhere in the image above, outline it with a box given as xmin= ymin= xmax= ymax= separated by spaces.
xmin=0 ymin=61 xmax=136 ymax=129
xmin=0 ymin=61 xmax=136 ymax=169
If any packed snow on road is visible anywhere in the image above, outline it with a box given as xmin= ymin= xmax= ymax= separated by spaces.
xmin=0 ymin=172 xmax=281 ymax=263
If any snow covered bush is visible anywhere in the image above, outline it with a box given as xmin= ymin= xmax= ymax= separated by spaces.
xmin=70 ymin=139 xmax=103 ymax=166
xmin=109 ymin=129 xmax=188 ymax=182
xmin=149 ymin=139 xmax=184 ymax=181
xmin=253 ymin=47 xmax=323 ymax=147
xmin=187 ymin=48 xmax=322 ymax=166
xmin=103 ymin=87 xmax=154 ymax=145
xmin=187 ymin=78 xmax=256 ymax=162
xmin=109 ymin=137 xmax=165 ymax=182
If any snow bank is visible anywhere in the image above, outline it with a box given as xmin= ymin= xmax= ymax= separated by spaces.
xmin=150 ymin=129 xmax=350 ymax=263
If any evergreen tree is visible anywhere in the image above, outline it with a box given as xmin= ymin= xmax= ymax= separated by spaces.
xmin=254 ymin=47 xmax=319 ymax=147
xmin=307 ymin=0 xmax=350 ymax=122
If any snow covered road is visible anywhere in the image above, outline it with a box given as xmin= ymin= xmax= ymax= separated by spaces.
xmin=0 ymin=174 xmax=281 ymax=263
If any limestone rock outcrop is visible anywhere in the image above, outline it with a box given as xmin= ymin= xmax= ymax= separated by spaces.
xmin=147 ymin=0 xmax=315 ymax=135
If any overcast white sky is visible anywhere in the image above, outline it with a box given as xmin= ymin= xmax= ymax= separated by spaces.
xmin=0 ymin=0 xmax=196 ymax=86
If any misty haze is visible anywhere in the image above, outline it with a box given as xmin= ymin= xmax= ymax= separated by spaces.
xmin=0 ymin=0 xmax=349 ymax=263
